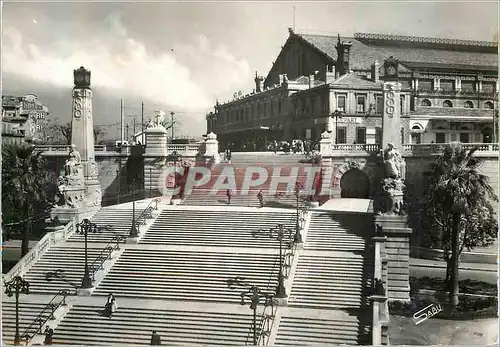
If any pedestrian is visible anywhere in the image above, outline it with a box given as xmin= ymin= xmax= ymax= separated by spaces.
xmin=109 ymin=297 xmax=118 ymax=318
xmin=44 ymin=326 xmax=54 ymax=345
xmin=105 ymin=293 xmax=116 ymax=318
xmin=150 ymin=331 xmax=162 ymax=345
xmin=257 ymin=190 xmax=264 ymax=208
xmin=226 ymin=189 xmax=232 ymax=205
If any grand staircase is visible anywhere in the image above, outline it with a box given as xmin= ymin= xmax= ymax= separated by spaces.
xmin=3 ymin=192 xmax=377 ymax=345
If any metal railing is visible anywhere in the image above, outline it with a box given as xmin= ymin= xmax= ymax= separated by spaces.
xmin=133 ymin=198 xmax=161 ymax=229
xmin=256 ymin=298 xmax=277 ymax=346
xmin=4 ymin=221 xmax=75 ymax=282
xmin=20 ymin=289 xmax=69 ymax=344
xmin=88 ymin=235 xmax=125 ymax=281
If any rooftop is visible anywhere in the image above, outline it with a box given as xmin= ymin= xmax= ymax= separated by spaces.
xmin=294 ymin=31 xmax=498 ymax=71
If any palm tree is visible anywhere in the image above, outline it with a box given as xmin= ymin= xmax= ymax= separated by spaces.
xmin=2 ymin=144 xmax=56 ymax=256
xmin=424 ymin=143 xmax=497 ymax=306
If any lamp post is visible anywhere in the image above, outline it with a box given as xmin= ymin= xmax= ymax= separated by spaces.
xmin=170 ymin=111 xmax=175 ymax=141
xmin=330 ymin=110 xmax=344 ymax=144
xmin=5 ymin=276 xmax=30 ymax=345
xmin=293 ymin=182 xmax=304 ymax=244
xmin=75 ymin=219 xmax=98 ymax=289
xmin=227 ymin=277 xmax=274 ymax=345
xmin=129 ymin=178 xmax=138 ymax=238
xmin=258 ymin=223 xmax=294 ymax=298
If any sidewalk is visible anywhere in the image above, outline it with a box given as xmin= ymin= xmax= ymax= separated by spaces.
xmin=410 ymin=258 xmax=498 ymax=273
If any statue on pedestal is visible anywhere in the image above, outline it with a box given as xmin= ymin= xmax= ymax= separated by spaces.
xmin=55 ymin=144 xmax=85 ymax=209
xmin=375 ymin=143 xmax=407 ymax=215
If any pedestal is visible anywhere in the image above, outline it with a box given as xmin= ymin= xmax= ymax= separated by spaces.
xmin=204 ymin=132 xmax=220 ymax=163
xmin=375 ymin=215 xmax=412 ymax=301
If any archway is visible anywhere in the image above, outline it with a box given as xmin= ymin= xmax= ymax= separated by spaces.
xmin=340 ymin=169 xmax=370 ymax=199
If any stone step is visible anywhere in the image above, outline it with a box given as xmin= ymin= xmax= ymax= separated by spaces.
xmin=93 ymin=249 xmax=280 ymax=303
xmin=53 ymin=305 xmax=256 ymax=345
xmin=22 ymin=247 xmax=118 ymax=295
xmin=274 ymin=314 xmax=370 ymax=345
xmin=67 ymin=209 xmax=149 ymax=243
xmin=140 ymin=210 xmax=298 ymax=247
xmin=2 ymin=302 xmax=52 ymax=344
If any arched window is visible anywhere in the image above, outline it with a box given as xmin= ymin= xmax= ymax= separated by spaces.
xmin=443 ymin=100 xmax=453 ymax=107
xmin=412 ymin=125 xmax=422 ymax=130
xmin=484 ymin=101 xmax=494 ymax=109
xmin=421 ymin=99 xmax=431 ymax=107
xmin=464 ymin=101 xmax=474 ymax=108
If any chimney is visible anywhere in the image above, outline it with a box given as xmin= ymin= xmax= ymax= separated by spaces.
xmin=309 ymin=74 xmax=315 ymax=88
xmin=326 ymin=65 xmax=336 ymax=83
xmin=371 ymin=61 xmax=380 ymax=83
xmin=279 ymin=74 xmax=284 ymax=85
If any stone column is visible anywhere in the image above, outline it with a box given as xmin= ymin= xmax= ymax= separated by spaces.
xmin=144 ymin=125 xmax=168 ymax=196
xmin=204 ymin=132 xmax=220 ymax=163
xmin=70 ymin=67 xmax=101 ymax=211
xmin=381 ymin=82 xmax=402 ymax=149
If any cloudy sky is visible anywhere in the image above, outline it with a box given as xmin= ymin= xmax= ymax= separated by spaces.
xmin=2 ymin=1 xmax=498 ymax=138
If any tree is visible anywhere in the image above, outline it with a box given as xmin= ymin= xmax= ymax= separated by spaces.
xmin=421 ymin=143 xmax=497 ymax=306
xmin=2 ymin=144 xmax=57 ymax=256
xmin=93 ymin=125 xmax=106 ymax=144
xmin=47 ymin=122 xmax=71 ymax=144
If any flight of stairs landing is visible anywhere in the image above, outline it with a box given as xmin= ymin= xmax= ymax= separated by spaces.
xmin=274 ymin=211 xmax=374 ymax=345
xmin=2 ymin=302 xmax=49 ymax=345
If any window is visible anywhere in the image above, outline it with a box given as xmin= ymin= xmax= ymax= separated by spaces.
xmin=464 ymin=101 xmax=474 ymax=108
xmin=375 ymin=127 xmax=382 ymax=145
xmin=336 ymin=127 xmax=347 ymax=144
xmin=376 ymin=96 xmax=384 ymax=114
xmin=400 ymin=96 xmax=405 ymax=113
xmin=421 ymin=99 xmax=431 ymax=107
xmin=461 ymin=81 xmax=475 ymax=92
xmin=441 ymin=80 xmax=454 ymax=92
xmin=356 ymin=127 xmax=366 ymax=144
xmin=356 ymin=95 xmax=366 ymax=113
xmin=411 ymin=133 xmax=421 ymax=144
xmin=419 ymin=79 xmax=433 ymax=91
xmin=459 ymin=133 xmax=470 ymax=143
xmin=443 ymin=100 xmax=453 ymax=107
xmin=484 ymin=101 xmax=494 ymax=109
xmin=483 ymin=82 xmax=495 ymax=93
xmin=435 ymin=133 xmax=446 ymax=143
xmin=337 ymin=95 xmax=346 ymax=112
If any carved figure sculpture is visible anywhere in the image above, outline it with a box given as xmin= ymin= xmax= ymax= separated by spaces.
xmin=64 ymin=145 xmax=82 ymax=176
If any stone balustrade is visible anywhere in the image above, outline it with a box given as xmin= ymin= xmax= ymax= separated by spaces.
xmin=371 ymin=236 xmax=389 ymax=346
xmin=325 ymin=142 xmax=498 ymax=156
xmin=166 ymin=144 xmax=200 ymax=153
xmin=3 ymin=221 xmax=76 ymax=283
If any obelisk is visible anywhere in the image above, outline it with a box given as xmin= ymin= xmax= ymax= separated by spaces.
xmin=71 ymin=67 xmax=102 ymax=210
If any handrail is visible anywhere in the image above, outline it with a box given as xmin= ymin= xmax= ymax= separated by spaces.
xmin=20 ymin=289 xmax=69 ymax=344
xmin=244 ymin=253 xmax=280 ymax=345
xmin=133 ymin=198 xmax=161 ymax=229
xmin=4 ymin=221 xmax=75 ymax=282
xmin=257 ymin=299 xmax=277 ymax=345
xmin=88 ymin=235 xmax=125 ymax=281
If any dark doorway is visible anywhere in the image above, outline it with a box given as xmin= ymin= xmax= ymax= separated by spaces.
xmin=340 ymin=169 xmax=370 ymax=199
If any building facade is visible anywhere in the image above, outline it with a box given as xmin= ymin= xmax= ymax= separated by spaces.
xmin=2 ymin=94 xmax=50 ymax=145
xmin=207 ymin=30 xmax=498 ymax=150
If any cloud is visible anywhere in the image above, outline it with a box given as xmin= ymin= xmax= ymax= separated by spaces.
xmin=2 ymin=11 xmax=253 ymax=114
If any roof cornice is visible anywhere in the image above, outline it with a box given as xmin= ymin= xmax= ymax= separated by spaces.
xmin=354 ymin=32 xmax=498 ymax=48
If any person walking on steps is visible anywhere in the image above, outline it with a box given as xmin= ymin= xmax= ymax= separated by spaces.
xmin=105 ymin=293 xmax=117 ymax=318
xmin=226 ymin=189 xmax=232 ymax=205
xmin=44 ymin=326 xmax=54 ymax=345
xmin=150 ymin=331 xmax=162 ymax=345
xmin=257 ymin=190 xmax=264 ymax=208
